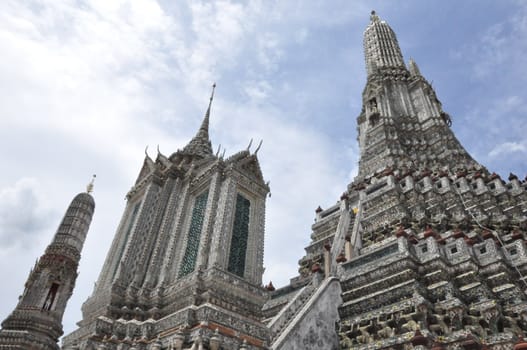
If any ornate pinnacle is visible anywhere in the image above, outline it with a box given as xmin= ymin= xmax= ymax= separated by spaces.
xmin=409 ymin=58 xmax=421 ymax=76
xmin=86 ymin=174 xmax=96 ymax=194
xmin=181 ymin=84 xmax=216 ymax=157
xmin=370 ymin=10 xmax=380 ymax=22
xmin=210 ymin=82 xmax=216 ymax=103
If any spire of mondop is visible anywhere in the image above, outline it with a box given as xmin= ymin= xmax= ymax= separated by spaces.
xmin=363 ymin=10 xmax=406 ymax=76
xmin=182 ymin=84 xmax=215 ymax=158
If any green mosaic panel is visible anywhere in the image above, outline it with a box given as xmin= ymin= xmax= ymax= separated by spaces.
xmin=228 ymin=194 xmax=251 ymax=277
xmin=112 ymin=202 xmax=140 ymax=280
xmin=178 ymin=190 xmax=209 ymax=278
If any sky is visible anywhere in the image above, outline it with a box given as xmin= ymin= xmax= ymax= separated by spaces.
xmin=0 ymin=0 xmax=526 ymax=339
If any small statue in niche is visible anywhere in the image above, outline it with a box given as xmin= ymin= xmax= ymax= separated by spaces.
xmin=448 ymin=308 xmax=464 ymax=331
xmin=42 ymin=298 xmax=53 ymax=311
xmin=483 ymin=308 xmax=500 ymax=335
xmin=368 ymin=98 xmax=379 ymax=116
xmin=441 ymin=112 xmax=452 ymax=127
xmin=370 ymin=98 xmax=377 ymax=109
xmin=42 ymin=283 xmax=60 ymax=311
xmin=368 ymin=102 xmax=380 ymax=126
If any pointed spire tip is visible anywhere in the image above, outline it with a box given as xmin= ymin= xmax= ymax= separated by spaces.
xmin=86 ymin=174 xmax=96 ymax=194
xmin=181 ymin=84 xmax=215 ymax=157
xmin=370 ymin=10 xmax=380 ymax=22
xmin=210 ymin=82 xmax=216 ymax=103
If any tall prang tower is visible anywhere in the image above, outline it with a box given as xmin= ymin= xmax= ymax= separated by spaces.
xmin=62 ymin=86 xmax=271 ymax=350
xmin=335 ymin=13 xmax=527 ymax=349
xmin=0 ymin=181 xmax=95 ymax=350
xmin=261 ymin=11 xmax=527 ymax=350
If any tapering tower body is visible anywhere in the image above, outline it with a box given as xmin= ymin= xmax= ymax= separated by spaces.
xmin=63 ymin=87 xmax=271 ymax=350
xmin=357 ymin=11 xmax=477 ymax=181
xmin=0 ymin=187 xmax=95 ymax=350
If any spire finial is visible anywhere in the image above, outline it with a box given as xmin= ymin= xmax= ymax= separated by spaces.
xmin=200 ymin=82 xmax=216 ymax=132
xmin=210 ymin=82 xmax=216 ymax=103
xmin=203 ymin=82 xmax=216 ymax=125
xmin=181 ymin=84 xmax=216 ymax=157
xmin=86 ymin=174 xmax=96 ymax=194
xmin=370 ymin=10 xmax=379 ymax=22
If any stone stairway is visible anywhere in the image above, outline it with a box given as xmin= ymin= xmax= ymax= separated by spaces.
xmin=270 ymin=276 xmax=342 ymax=350
xmin=266 ymin=277 xmax=319 ymax=343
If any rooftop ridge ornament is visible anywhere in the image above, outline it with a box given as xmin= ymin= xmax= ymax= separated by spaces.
xmin=86 ymin=174 xmax=96 ymax=194
xmin=254 ymin=140 xmax=263 ymax=155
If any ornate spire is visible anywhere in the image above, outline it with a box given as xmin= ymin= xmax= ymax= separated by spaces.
xmin=182 ymin=84 xmax=215 ymax=158
xmin=363 ymin=10 xmax=406 ymax=75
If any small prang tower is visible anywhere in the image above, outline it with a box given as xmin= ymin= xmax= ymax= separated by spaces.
xmin=0 ymin=181 xmax=96 ymax=350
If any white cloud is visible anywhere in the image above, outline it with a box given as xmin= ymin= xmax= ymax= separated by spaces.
xmin=243 ymin=80 xmax=272 ymax=103
xmin=459 ymin=3 xmax=527 ymax=80
xmin=256 ymin=33 xmax=284 ymax=73
xmin=295 ymin=27 xmax=309 ymax=44
xmin=489 ymin=141 xmax=527 ymax=158
xmin=0 ymin=178 xmax=57 ymax=328
xmin=0 ymin=178 xmax=55 ymax=247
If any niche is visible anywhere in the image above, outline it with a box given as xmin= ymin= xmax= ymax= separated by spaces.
xmin=42 ymin=283 xmax=60 ymax=311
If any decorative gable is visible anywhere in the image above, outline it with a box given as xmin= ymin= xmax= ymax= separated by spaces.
xmin=239 ymin=155 xmax=265 ymax=182
xmin=135 ymin=156 xmax=155 ymax=185
xmin=227 ymin=151 xmax=265 ymax=184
